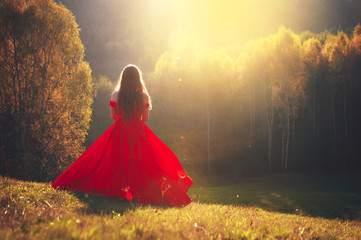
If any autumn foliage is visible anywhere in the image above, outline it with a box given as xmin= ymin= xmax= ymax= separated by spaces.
xmin=150 ymin=25 xmax=361 ymax=175
xmin=0 ymin=0 xmax=93 ymax=181
xmin=1 ymin=0 xmax=360 ymax=179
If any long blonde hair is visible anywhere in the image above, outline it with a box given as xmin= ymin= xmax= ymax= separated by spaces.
xmin=116 ymin=64 xmax=151 ymax=121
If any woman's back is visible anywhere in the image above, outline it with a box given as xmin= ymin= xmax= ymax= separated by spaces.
xmin=110 ymin=90 xmax=150 ymax=123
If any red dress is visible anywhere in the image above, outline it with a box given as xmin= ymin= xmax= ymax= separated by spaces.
xmin=52 ymin=100 xmax=193 ymax=206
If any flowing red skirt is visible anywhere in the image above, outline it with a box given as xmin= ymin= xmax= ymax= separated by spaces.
xmin=52 ymin=119 xmax=193 ymax=207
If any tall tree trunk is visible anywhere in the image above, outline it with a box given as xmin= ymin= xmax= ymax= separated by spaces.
xmin=316 ymin=86 xmax=320 ymax=138
xmin=248 ymin=84 xmax=254 ymax=145
xmin=206 ymin=87 xmax=210 ymax=174
xmin=313 ymin=71 xmax=317 ymax=149
xmin=284 ymin=101 xmax=290 ymax=172
xmin=281 ymin=121 xmax=285 ymax=169
xmin=330 ymin=85 xmax=337 ymax=137
xmin=263 ymin=77 xmax=273 ymax=173
xmin=292 ymin=108 xmax=295 ymax=154
xmin=343 ymin=76 xmax=348 ymax=140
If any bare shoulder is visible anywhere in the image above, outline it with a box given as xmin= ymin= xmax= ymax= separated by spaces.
xmin=111 ymin=90 xmax=118 ymax=102
xmin=142 ymin=92 xmax=149 ymax=103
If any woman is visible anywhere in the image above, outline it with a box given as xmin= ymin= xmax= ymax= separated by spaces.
xmin=52 ymin=64 xmax=193 ymax=206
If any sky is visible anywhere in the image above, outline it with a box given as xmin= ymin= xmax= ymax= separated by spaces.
xmin=57 ymin=0 xmax=361 ymax=81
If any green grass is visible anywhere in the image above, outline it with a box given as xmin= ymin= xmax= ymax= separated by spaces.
xmin=1 ymin=173 xmax=361 ymax=239
xmin=189 ymin=172 xmax=361 ymax=220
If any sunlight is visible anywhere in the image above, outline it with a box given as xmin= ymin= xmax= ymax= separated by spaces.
xmin=2 ymin=0 xmax=361 ymax=238
xmin=147 ymin=0 xmax=300 ymax=52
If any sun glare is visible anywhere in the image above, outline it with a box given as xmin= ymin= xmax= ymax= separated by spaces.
xmin=147 ymin=0 xmax=297 ymax=51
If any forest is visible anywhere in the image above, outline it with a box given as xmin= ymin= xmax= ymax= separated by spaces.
xmin=1 ymin=0 xmax=361 ymax=181
xmin=164 ymin=25 xmax=361 ymax=175
xmin=89 ymin=25 xmax=361 ymax=177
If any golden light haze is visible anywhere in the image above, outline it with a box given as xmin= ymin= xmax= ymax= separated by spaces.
xmin=148 ymin=0 xmax=311 ymax=50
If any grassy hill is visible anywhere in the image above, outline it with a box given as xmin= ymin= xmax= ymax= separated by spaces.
xmin=1 ymin=173 xmax=360 ymax=239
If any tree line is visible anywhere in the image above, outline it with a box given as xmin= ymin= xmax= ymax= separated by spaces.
xmin=86 ymin=24 xmax=361 ymax=176
xmin=146 ymin=25 xmax=361 ymax=175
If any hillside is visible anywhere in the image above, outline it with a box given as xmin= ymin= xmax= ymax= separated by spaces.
xmin=1 ymin=175 xmax=360 ymax=239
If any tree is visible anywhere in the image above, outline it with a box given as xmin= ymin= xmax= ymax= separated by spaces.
xmin=332 ymin=32 xmax=350 ymax=141
xmin=303 ymin=38 xmax=322 ymax=150
xmin=268 ymin=27 xmax=306 ymax=171
xmin=237 ymin=38 xmax=275 ymax=173
xmin=347 ymin=25 xmax=361 ymax=168
xmin=0 ymin=0 xmax=93 ymax=181
xmin=322 ymin=32 xmax=350 ymax=142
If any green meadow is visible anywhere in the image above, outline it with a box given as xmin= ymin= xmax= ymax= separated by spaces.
xmin=1 ymin=173 xmax=360 ymax=239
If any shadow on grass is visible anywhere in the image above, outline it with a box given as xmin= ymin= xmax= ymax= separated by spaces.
xmin=73 ymin=192 xmax=134 ymax=215
xmin=188 ymin=172 xmax=361 ymax=220
xmin=69 ymin=172 xmax=361 ymax=220
xmin=73 ymin=192 xmax=170 ymax=215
